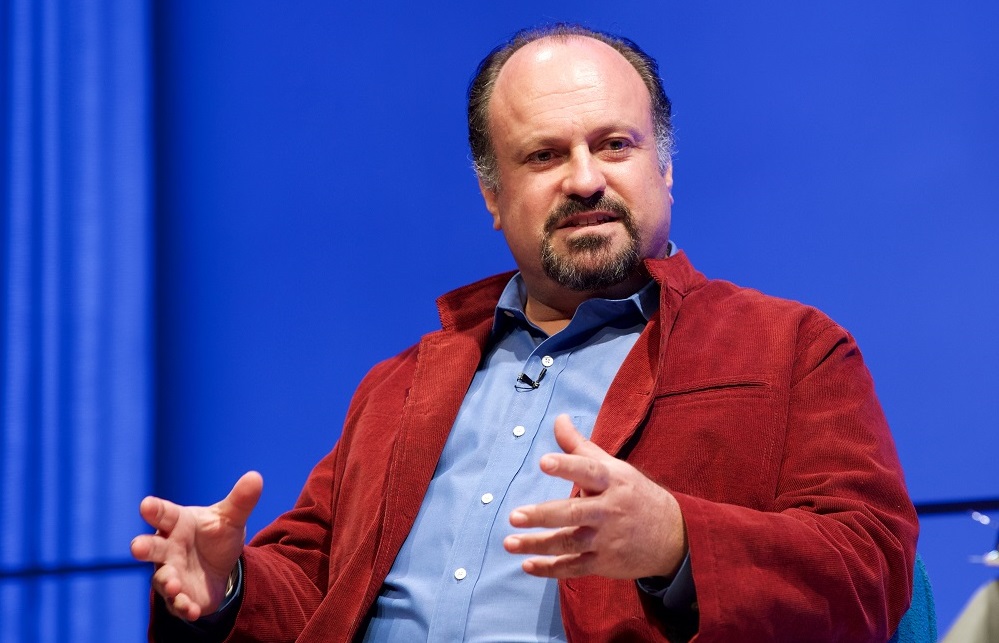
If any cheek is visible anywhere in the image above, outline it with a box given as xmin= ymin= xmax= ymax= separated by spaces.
xmin=637 ymin=174 xmax=672 ymax=218
xmin=500 ymin=192 xmax=550 ymax=232
xmin=499 ymin=227 xmax=542 ymax=270
xmin=630 ymin=186 xmax=672 ymax=248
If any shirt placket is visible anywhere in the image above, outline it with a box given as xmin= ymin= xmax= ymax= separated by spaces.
xmin=427 ymin=331 xmax=566 ymax=640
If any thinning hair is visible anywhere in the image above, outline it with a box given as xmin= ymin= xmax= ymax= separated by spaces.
xmin=467 ymin=24 xmax=675 ymax=191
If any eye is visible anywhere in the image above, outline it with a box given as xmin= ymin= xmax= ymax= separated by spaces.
xmin=603 ymin=138 xmax=631 ymax=152
xmin=527 ymin=149 xmax=557 ymax=164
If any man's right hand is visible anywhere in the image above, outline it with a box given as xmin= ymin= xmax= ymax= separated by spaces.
xmin=130 ymin=471 xmax=264 ymax=621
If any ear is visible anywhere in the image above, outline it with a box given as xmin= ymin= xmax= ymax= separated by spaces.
xmin=478 ymin=178 xmax=502 ymax=230
xmin=663 ymin=162 xmax=674 ymax=206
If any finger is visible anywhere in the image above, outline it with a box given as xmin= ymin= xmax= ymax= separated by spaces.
xmin=139 ymin=496 xmax=182 ymax=534
xmin=538 ymin=452 xmax=610 ymax=493
xmin=130 ymin=534 xmax=170 ymax=564
xmin=510 ymin=497 xmax=603 ymax=529
xmin=151 ymin=565 xmax=204 ymax=621
xmin=151 ymin=564 xmax=182 ymax=599
xmin=216 ymin=471 xmax=263 ymax=527
xmin=521 ymin=552 xmax=596 ymax=579
xmin=504 ymin=526 xmax=595 ymax=556
xmin=170 ymin=592 xmax=203 ymax=622
xmin=553 ymin=414 xmax=584 ymax=453
xmin=553 ymin=414 xmax=608 ymax=460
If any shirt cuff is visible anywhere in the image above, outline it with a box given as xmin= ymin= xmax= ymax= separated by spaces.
xmin=636 ymin=554 xmax=697 ymax=612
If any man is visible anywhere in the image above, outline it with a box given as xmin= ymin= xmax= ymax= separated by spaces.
xmin=131 ymin=24 xmax=918 ymax=641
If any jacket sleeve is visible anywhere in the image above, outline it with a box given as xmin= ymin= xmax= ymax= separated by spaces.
xmin=675 ymin=318 xmax=918 ymax=642
xmin=148 ymin=349 xmax=415 ymax=643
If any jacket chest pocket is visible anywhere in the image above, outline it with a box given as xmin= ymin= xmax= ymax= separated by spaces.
xmin=630 ymin=379 xmax=786 ymax=510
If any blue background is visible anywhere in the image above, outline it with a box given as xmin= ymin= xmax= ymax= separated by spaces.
xmin=151 ymin=1 xmax=997 ymax=635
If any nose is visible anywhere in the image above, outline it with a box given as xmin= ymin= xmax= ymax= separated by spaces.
xmin=561 ymin=148 xmax=606 ymax=199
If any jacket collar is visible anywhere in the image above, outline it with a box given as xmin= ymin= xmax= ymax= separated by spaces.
xmin=434 ymin=251 xmax=707 ymax=333
xmin=644 ymin=251 xmax=708 ymax=300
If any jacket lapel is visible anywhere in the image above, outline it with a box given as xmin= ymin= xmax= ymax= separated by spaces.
xmin=374 ymin=323 xmax=490 ymax=575
xmin=587 ymin=253 xmax=699 ymax=462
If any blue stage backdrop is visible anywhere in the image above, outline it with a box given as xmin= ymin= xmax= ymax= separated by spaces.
xmin=1 ymin=0 xmax=152 ymax=641
xmin=152 ymin=1 xmax=998 ymax=633
xmin=2 ymin=1 xmax=996 ymax=639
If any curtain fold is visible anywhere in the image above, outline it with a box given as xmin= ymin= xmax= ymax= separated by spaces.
xmin=1 ymin=0 xmax=152 ymax=640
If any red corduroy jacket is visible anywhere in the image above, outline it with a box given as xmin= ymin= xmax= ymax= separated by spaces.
xmin=153 ymin=252 xmax=917 ymax=642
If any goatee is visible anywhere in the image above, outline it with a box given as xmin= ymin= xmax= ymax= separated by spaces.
xmin=540 ymin=195 xmax=641 ymax=291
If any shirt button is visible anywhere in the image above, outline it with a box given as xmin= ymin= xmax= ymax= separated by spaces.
xmin=541 ymin=355 xmax=554 ymax=367
xmin=503 ymin=310 xmax=514 ymax=317
xmin=454 ymin=568 xmax=467 ymax=581
xmin=481 ymin=493 xmax=494 ymax=504
xmin=512 ymin=425 xmax=526 ymax=437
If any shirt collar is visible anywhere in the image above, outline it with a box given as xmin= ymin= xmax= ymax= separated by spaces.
xmin=491 ymin=241 xmax=675 ymax=337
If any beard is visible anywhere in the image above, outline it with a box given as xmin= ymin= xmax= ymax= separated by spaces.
xmin=540 ymin=195 xmax=642 ymax=291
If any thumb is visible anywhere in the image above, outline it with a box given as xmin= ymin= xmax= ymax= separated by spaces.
xmin=217 ymin=471 xmax=263 ymax=527
xmin=553 ymin=414 xmax=607 ymax=459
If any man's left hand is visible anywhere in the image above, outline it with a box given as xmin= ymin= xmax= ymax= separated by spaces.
xmin=503 ymin=414 xmax=687 ymax=580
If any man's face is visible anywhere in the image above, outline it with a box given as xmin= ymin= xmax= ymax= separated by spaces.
xmin=480 ymin=37 xmax=673 ymax=295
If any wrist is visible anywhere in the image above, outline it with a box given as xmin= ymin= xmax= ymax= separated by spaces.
xmin=186 ymin=559 xmax=243 ymax=629
xmin=657 ymin=491 xmax=688 ymax=577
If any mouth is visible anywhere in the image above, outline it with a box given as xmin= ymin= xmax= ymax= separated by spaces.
xmin=556 ymin=211 xmax=621 ymax=230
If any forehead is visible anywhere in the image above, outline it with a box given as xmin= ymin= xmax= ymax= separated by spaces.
xmin=488 ymin=37 xmax=653 ymax=143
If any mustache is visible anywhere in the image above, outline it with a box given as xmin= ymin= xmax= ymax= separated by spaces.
xmin=543 ymin=195 xmax=633 ymax=235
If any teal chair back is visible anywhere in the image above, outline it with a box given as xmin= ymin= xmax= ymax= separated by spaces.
xmin=889 ymin=554 xmax=937 ymax=643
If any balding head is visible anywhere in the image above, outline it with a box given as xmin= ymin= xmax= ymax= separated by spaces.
xmin=468 ymin=24 xmax=674 ymax=191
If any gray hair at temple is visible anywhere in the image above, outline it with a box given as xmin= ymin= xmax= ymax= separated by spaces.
xmin=468 ymin=24 xmax=676 ymax=191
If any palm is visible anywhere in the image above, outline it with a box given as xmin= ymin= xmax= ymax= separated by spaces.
xmin=167 ymin=504 xmax=247 ymax=604
xmin=131 ymin=471 xmax=263 ymax=621
xmin=502 ymin=416 xmax=687 ymax=580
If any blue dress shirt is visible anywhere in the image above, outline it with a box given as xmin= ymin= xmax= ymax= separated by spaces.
xmin=363 ymin=273 xmax=660 ymax=642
